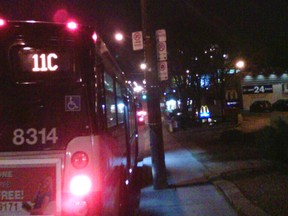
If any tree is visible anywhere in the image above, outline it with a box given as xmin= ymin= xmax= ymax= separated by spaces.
xmin=167 ymin=44 xmax=229 ymax=123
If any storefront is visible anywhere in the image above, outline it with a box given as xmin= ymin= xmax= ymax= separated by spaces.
xmin=241 ymin=72 xmax=288 ymax=110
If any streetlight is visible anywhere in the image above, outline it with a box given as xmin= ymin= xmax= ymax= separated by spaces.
xmin=236 ymin=60 xmax=245 ymax=69
xmin=140 ymin=63 xmax=147 ymax=70
xmin=114 ymin=32 xmax=124 ymax=41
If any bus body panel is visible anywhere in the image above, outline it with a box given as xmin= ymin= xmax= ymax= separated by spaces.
xmin=0 ymin=20 xmax=139 ymax=215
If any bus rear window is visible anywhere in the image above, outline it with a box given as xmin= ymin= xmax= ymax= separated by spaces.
xmin=10 ymin=45 xmax=79 ymax=81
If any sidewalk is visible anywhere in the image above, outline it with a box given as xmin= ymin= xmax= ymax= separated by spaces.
xmin=138 ymin=125 xmax=238 ymax=216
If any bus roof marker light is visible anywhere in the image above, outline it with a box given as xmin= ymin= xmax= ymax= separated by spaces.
xmin=0 ymin=19 xmax=6 ymax=27
xmin=67 ymin=21 xmax=78 ymax=30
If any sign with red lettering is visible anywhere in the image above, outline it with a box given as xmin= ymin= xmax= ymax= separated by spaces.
xmin=132 ymin=31 xmax=143 ymax=51
xmin=0 ymin=159 xmax=61 ymax=215
xmin=156 ymin=41 xmax=167 ymax=61
xmin=158 ymin=61 xmax=168 ymax=81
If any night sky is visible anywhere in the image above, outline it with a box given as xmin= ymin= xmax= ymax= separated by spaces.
xmin=0 ymin=0 xmax=287 ymax=80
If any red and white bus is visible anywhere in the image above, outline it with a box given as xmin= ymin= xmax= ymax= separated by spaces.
xmin=0 ymin=19 xmax=140 ymax=215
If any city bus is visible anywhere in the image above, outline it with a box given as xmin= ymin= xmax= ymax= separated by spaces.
xmin=0 ymin=19 xmax=140 ymax=215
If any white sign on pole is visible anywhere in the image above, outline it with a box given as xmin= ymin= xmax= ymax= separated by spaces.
xmin=158 ymin=61 xmax=168 ymax=81
xmin=157 ymin=41 xmax=167 ymax=61
xmin=156 ymin=29 xmax=166 ymax=42
xmin=132 ymin=31 xmax=143 ymax=51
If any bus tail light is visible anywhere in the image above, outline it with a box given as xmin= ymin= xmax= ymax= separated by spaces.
xmin=70 ymin=175 xmax=92 ymax=196
xmin=71 ymin=151 xmax=89 ymax=169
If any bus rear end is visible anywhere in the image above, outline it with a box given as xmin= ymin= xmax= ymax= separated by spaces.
xmin=0 ymin=20 xmax=102 ymax=215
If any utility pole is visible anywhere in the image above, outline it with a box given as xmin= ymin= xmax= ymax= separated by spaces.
xmin=141 ymin=0 xmax=167 ymax=189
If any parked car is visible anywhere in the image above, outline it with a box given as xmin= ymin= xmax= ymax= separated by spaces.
xmin=272 ymin=99 xmax=288 ymax=111
xmin=249 ymin=100 xmax=272 ymax=112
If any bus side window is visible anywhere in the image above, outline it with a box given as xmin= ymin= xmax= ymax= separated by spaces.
xmin=116 ymin=82 xmax=124 ymax=124
xmin=128 ymin=93 xmax=136 ymax=137
xmin=104 ymin=72 xmax=116 ymax=128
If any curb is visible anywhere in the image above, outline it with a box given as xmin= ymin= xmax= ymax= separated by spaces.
xmin=163 ymin=124 xmax=269 ymax=216
xmin=213 ymin=179 xmax=269 ymax=216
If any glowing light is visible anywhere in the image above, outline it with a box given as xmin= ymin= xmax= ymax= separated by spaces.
xmin=166 ymin=99 xmax=177 ymax=111
xmin=0 ymin=19 xmax=6 ymax=26
xmin=26 ymin=20 xmax=36 ymax=23
xmin=115 ymin=33 xmax=124 ymax=41
xmin=140 ymin=63 xmax=147 ymax=70
xmin=67 ymin=21 xmax=78 ymax=30
xmin=32 ymin=53 xmax=58 ymax=72
xmin=70 ymin=175 xmax=92 ymax=196
xmin=137 ymin=110 xmax=147 ymax=116
xmin=133 ymin=85 xmax=143 ymax=93
xmin=92 ymin=32 xmax=97 ymax=43
xmin=236 ymin=60 xmax=245 ymax=69
xmin=200 ymin=105 xmax=210 ymax=118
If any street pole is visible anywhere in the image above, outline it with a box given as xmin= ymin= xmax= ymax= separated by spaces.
xmin=141 ymin=0 xmax=167 ymax=189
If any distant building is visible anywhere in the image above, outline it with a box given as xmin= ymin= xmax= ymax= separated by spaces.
xmin=240 ymin=71 xmax=288 ymax=110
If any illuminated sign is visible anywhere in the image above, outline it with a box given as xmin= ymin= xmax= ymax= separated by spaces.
xmin=200 ymin=105 xmax=210 ymax=118
xmin=242 ymin=85 xmax=273 ymax=94
xmin=32 ymin=53 xmax=58 ymax=72
xmin=10 ymin=46 xmax=78 ymax=81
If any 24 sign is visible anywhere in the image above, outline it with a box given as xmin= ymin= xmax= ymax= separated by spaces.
xmin=242 ymin=85 xmax=273 ymax=94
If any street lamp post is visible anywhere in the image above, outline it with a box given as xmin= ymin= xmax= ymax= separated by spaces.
xmin=235 ymin=60 xmax=245 ymax=110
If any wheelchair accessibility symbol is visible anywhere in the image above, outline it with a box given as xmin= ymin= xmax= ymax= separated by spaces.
xmin=65 ymin=95 xmax=81 ymax=111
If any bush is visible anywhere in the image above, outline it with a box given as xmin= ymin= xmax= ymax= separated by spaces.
xmin=219 ymin=129 xmax=255 ymax=145
xmin=255 ymin=120 xmax=288 ymax=163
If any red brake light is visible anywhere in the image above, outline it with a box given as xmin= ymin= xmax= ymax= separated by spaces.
xmin=0 ymin=19 xmax=6 ymax=27
xmin=70 ymin=175 xmax=92 ymax=196
xmin=67 ymin=21 xmax=78 ymax=30
xmin=71 ymin=151 xmax=89 ymax=169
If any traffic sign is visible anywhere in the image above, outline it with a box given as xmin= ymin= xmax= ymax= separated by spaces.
xmin=156 ymin=29 xmax=166 ymax=42
xmin=156 ymin=41 xmax=167 ymax=61
xmin=158 ymin=61 xmax=168 ymax=81
xmin=132 ymin=31 xmax=143 ymax=51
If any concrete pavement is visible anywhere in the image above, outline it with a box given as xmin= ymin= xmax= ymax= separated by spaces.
xmin=137 ymin=124 xmax=238 ymax=216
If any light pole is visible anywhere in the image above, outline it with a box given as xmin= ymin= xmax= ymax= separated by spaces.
xmin=235 ymin=60 xmax=245 ymax=110
xmin=141 ymin=0 xmax=167 ymax=189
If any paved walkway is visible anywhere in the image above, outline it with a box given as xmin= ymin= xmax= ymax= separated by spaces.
xmin=138 ymin=125 xmax=238 ymax=216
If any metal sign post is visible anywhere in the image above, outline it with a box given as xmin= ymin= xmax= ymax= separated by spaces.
xmin=141 ymin=0 xmax=167 ymax=189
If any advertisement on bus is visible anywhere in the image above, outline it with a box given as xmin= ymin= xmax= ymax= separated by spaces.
xmin=0 ymin=159 xmax=61 ymax=215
